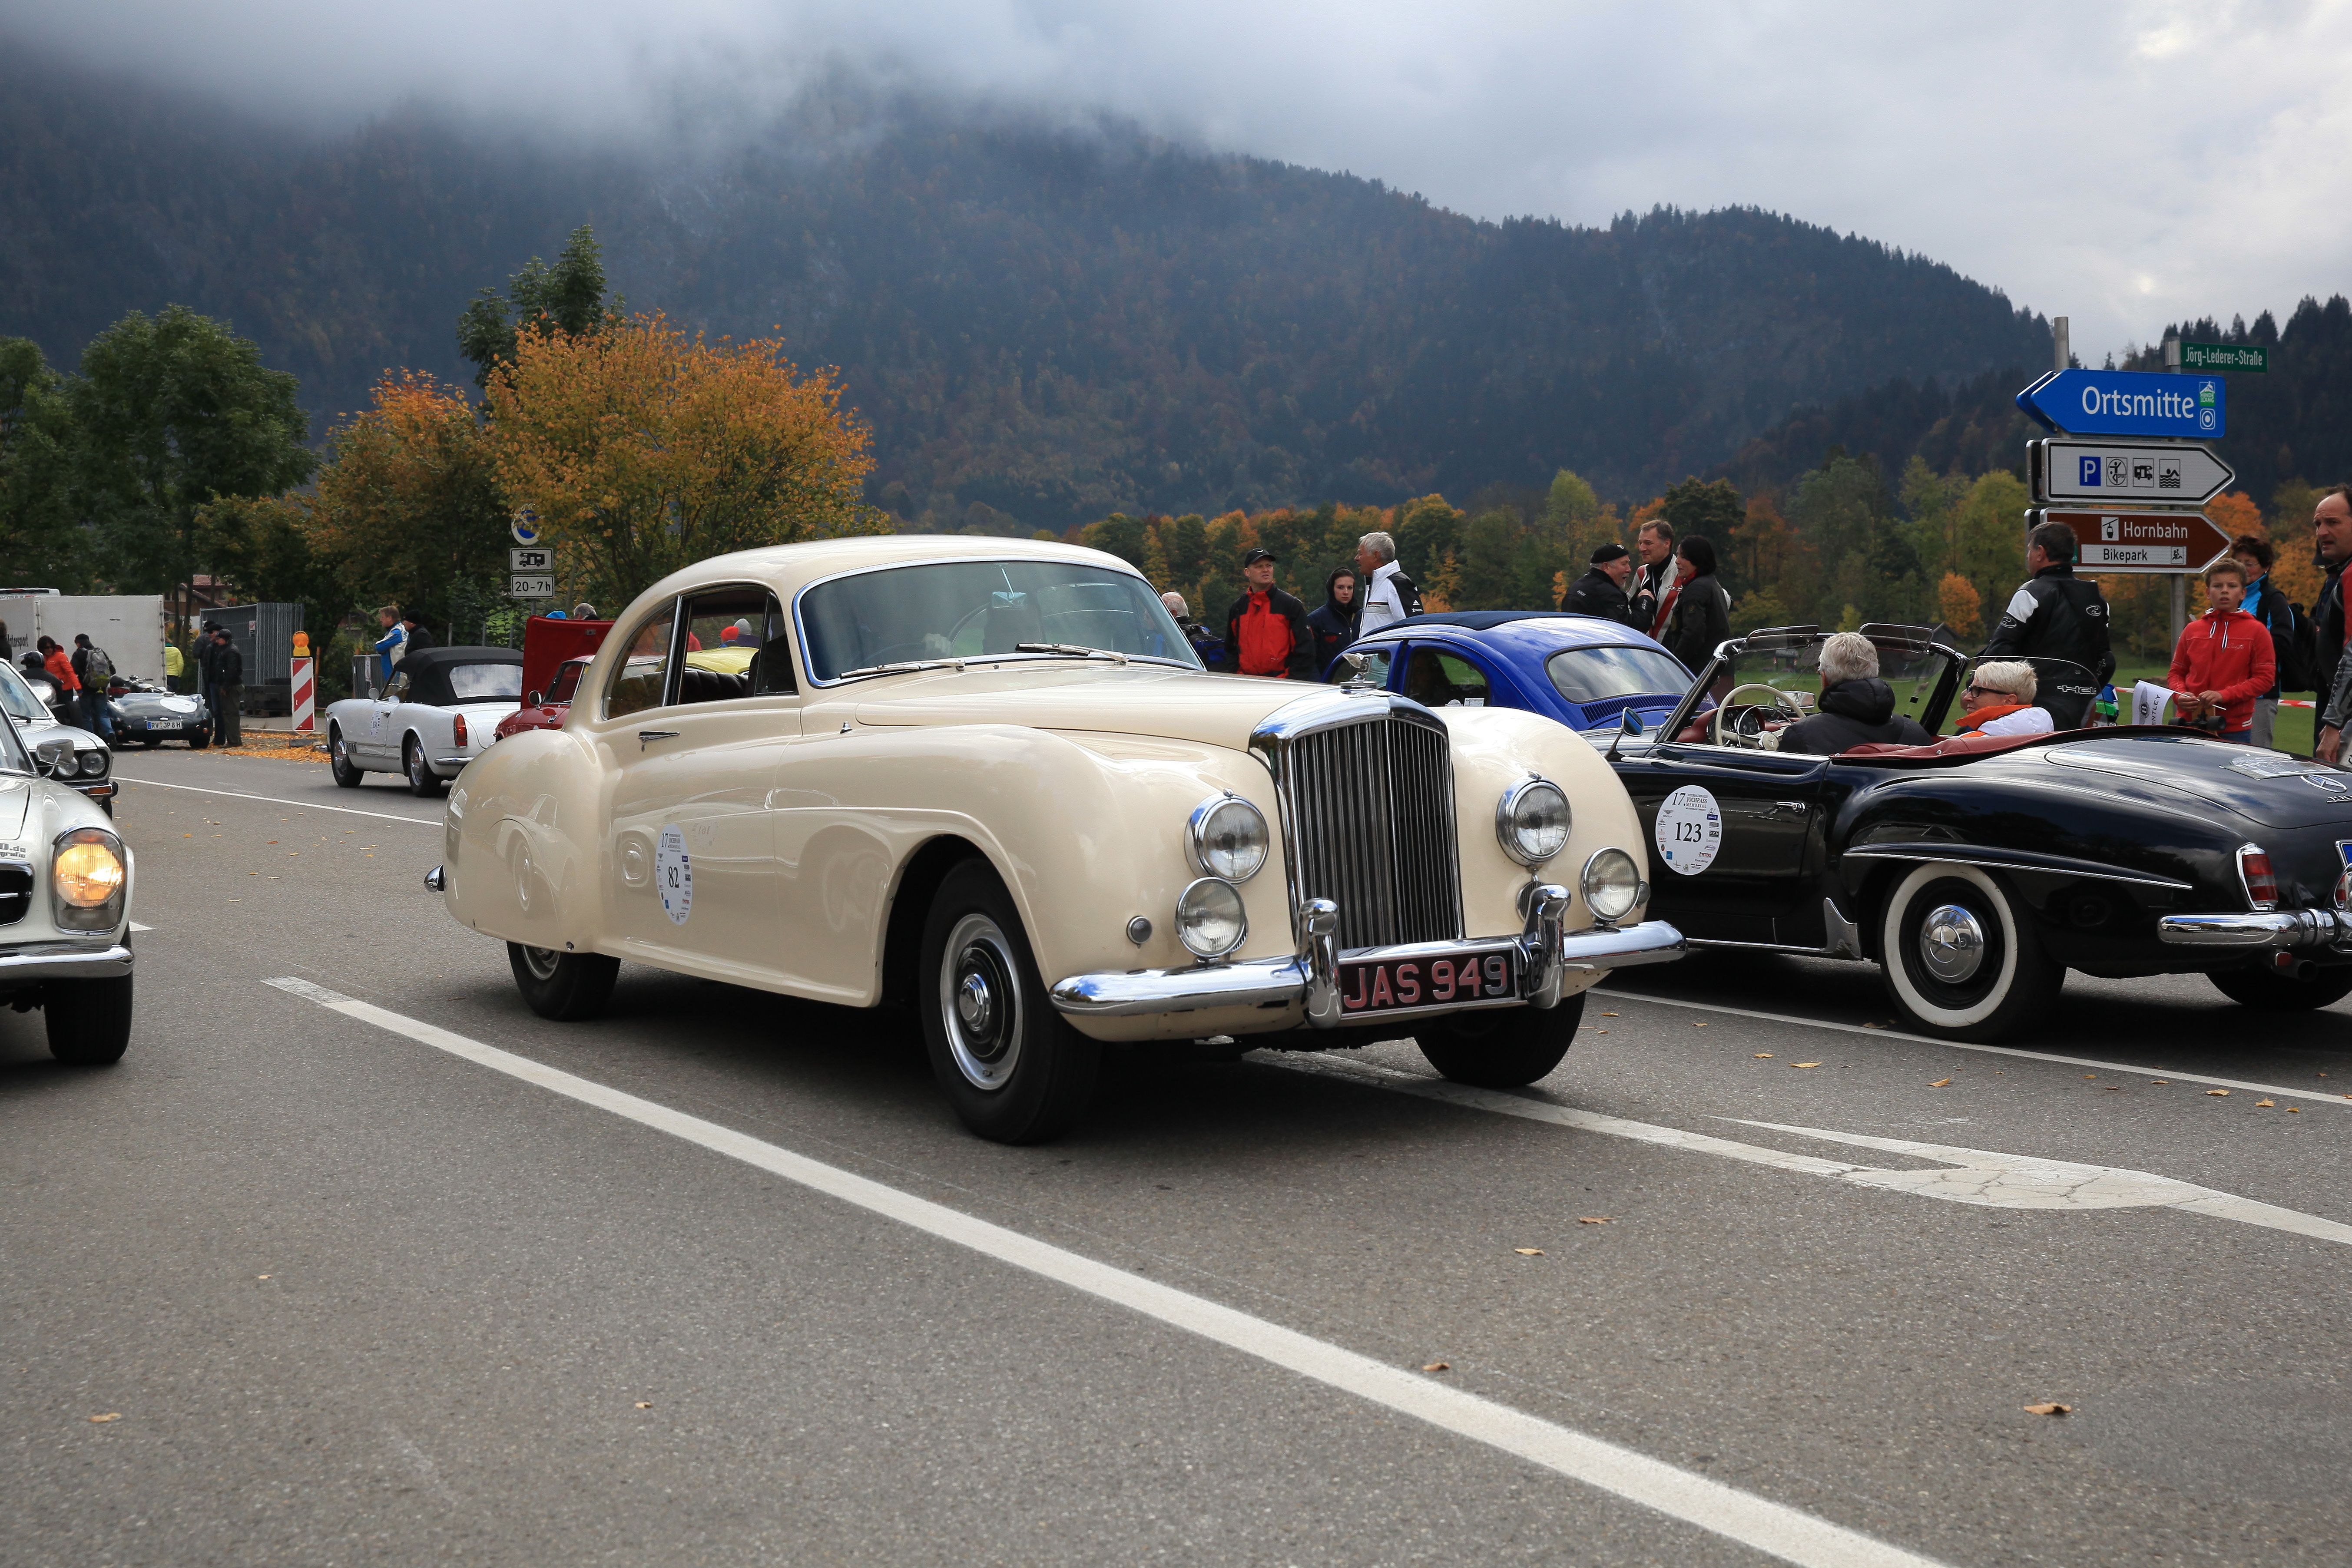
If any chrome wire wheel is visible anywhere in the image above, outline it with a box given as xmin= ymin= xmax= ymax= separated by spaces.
xmin=519 ymin=945 xmax=562 ymax=982
xmin=939 ymin=913 xmax=1022 ymax=1091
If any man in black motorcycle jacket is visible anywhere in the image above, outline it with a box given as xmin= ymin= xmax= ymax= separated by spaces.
xmin=1981 ymin=519 xmax=2114 ymax=729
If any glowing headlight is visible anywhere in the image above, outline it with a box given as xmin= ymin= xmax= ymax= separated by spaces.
xmin=54 ymin=830 xmax=126 ymax=908
xmin=77 ymin=750 xmax=108 ymax=778
xmin=1174 ymin=877 xmax=1248 ymax=958
xmin=1580 ymin=847 xmax=1644 ymax=924
xmin=1189 ymin=794 xmax=1269 ymax=881
xmin=1495 ymin=777 xmax=1571 ymax=867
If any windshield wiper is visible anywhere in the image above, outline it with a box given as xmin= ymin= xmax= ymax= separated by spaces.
xmin=831 ymin=658 xmax=966 ymax=681
xmin=1015 ymin=643 xmax=1130 ymax=665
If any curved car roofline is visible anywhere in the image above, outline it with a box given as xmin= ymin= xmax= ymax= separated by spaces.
xmin=1352 ymin=611 xmax=1676 ymax=651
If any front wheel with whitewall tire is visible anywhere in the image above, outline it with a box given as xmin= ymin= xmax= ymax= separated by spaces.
xmin=506 ymin=942 xmax=619 ymax=1022
xmin=2207 ymin=964 xmax=2352 ymax=1012
xmin=329 ymin=727 xmax=363 ymax=787
xmin=1415 ymin=991 xmax=1585 ymax=1088
xmin=405 ymin=737 xmax=444 ymax=797
xmin=46 ymin=974 xmax=134 ymax=1065
xmin=919 ymin=858 xmax=1100 ymax=1144
xmin=1877 ymin=862 xmax=2059 ymax=1042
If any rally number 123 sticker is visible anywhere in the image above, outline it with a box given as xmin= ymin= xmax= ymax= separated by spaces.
xmin=656 ymin=824 xmax=693 ymax=924
xmin=1654 ymin=785 xmax=1723 ymax=876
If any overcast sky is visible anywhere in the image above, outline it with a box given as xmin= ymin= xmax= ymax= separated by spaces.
xmin=10 ymin=0 xmax=2349 ymax=362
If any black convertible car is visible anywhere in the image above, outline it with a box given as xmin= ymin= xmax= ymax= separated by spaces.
xmin=1367 ymin=619 xmax=2352 ymax=1040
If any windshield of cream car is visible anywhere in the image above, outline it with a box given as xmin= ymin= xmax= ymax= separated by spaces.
xmin=797 ymin=560 xmax=1202 ymax=681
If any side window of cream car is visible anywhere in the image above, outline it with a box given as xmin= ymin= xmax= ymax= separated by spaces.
xmin=604 ymin=601 xmax=679 ymax=719
xmin=676 ymin=586 xmax=794 ymax=702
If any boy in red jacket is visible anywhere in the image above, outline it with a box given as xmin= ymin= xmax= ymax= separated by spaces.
xmin=2168 ymin=558 xmax=2276 ymax=743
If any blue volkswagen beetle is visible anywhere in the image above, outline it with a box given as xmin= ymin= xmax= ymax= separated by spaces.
xmin=1341 ymin=611 xmax=1692 ymax=734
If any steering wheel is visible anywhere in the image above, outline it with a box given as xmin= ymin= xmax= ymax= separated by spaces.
xmin=1710 ymin=683 xmax=1808 ymax=749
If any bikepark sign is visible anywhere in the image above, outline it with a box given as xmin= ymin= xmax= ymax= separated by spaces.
xmin=2027 ymin=438 xmax=2236 ymax=506
xmin=2015 ymin=367 xmax=2226 ymax=439
xmin=2024 ymin=507 xmax=2232 ymax=574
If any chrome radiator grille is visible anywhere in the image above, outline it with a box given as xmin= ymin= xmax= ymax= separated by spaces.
xmin=1278 ymin=714 xmax=1463 ymax=952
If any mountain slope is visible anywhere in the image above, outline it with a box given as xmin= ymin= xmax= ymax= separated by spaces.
xmin=0 ymin=43 xmax=2054 ymax=528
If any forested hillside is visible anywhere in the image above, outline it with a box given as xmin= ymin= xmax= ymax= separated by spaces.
xmin=0 ymin=41 xmax=2053 ymax=531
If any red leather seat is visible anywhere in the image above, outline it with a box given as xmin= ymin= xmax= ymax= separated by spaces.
xmin=1836 ymin=732 xmax=2043 ymax=763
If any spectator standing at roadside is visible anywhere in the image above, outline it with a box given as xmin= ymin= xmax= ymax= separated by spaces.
xmin=163 ymin=637 xmax=185 ymax=695
xmin=1219 ymin=548 xmax=1313 ymax=679
xmin=1659 ymin=536 xmax=1731 ymax=673
xmin=2167 ymin=558 xmax=2274 ymax=743
xmin=1304 ymin=568 xmax=1360 ymax=679
xmin=2229 ymin=533 xmax=2302 ymax=750
xmin=41 ymin=637 xmax=78 ymax=715
xmin=194 ymin=620 xmax=219 ymax=711
xmin=401 ymin=611 xmax=438 ymax=658
xmin=211 ymin=629 xmax=244 ymax=746
xmin=1631 ymin=519 xmax=1679 ymax=632
xmin=373 ymin=605 xmax=406 ymax=685
xmin=1159 ymin=591 xmax=1221 ymax=667
xmin=69 ymin=634 xmax=114 ymax=739
xmin=1561 ymin=543 xmax=1638 ymax=625
xmin=1353 ymin=532 xmax=1421 ymax=637
xmin=1980 ymin=520 xmax=2114 ymax=728
xmin=2311 ymin=487 xmax=2352 ymax=764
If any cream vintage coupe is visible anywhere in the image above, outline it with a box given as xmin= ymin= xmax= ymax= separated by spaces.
xmin=431 ymin=537 xmax=1683 ymax=1141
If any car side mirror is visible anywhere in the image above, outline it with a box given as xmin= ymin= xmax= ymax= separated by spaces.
xmin=34 ymin=738 xmax=74 ymax=776
xmin=1604 ymin=708 xmax=1644 ymax=762
xmin=525 ymin=691 xmax=543 ymax=708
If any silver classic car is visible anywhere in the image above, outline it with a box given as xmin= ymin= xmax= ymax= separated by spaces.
xmin=0 ymin=698 xmax=135 ymax=1063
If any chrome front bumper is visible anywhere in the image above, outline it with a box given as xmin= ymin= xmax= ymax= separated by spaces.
xmin=2157 ymin=909 xmax=2352 ymax=949
xmin=1050 ymin=886 xmax=1686 ymax=1024
xmin=0 ymin=941 xmax=134 ymax=982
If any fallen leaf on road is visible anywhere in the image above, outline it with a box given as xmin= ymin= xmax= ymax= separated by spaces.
xmin=1792 ymin=1062 xmax=1822 ymax=1069
xmin=1600 ymin=1012 xmax=1619 ymax=1017
xmin=1693 ymin=1022 xmax=1708 ymax=1028
xmin=1513 ymin=1247 xmax=1545 ymax=1256
xmin=256 ymin=1274 xmax=270 ymax=1280
xmin=2083 ymin=1074 xmax=2097 ymax=1080
xmin=2288 ymin=1107 xmax=2301 ymax=1113
xmin=634 ymin=1402 xmax=653 ymax=1409
xmin=1754 ymin=1053 xmax=1773 ymax=1059
xmin=2256 ymin=1099 xmax=2275 ymax=1108
xmin=1423 ymin=1362 xmax=1450 ymax=1373
xmin=2151 ymin=1080 xmax=2168 ymax=1086
xmin=1577 ymin=1216 xmax=1611 ymax=1224
xmin=2105 ymin=1085 xmax=2120 ymax=1092
xmin=2022 ymin=1403 xmax=2072 ymax=1417
xmin=1929 ymin=1079 xmax=1951 ymax=1088
xmin=1862 ymin=1022 xmax=1884 ymax=1029
xmin=2207 ymin=1089 xmax=2230 ymax=1097
xmin=88 ymin=1413 xmax=120 ymax=1423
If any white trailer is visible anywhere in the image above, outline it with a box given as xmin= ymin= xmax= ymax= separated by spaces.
xmin=0 ymin=595 xmax=169 ymax=684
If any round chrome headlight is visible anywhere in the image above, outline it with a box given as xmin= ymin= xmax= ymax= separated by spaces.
xmin=1495 ymin=777 xmax=1571 ymax=867
xmin=1174 ymin=877 xmax=1248 ymax=958
xmin=1581 ymin=847 xmax=1644 ymax=924
xmin=1189 ymin=795 xmax=1269 ymax=882
xmin=77 ymin=750 xmax=108 ymax=778
xmin=54 ymin=829 xmax=125 ymax=908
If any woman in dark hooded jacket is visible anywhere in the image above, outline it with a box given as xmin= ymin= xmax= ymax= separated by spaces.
xmin=1660 ymin=534 xmax=1733 ymax=675
xmin=1305 ymin=566 xmax=1361 ymax=681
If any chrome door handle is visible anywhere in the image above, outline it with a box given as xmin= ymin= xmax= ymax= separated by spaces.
xmin=637 ymin=730 xmax=680 ymax=750
xmin=1772 ymin=801 xmax=1809 ymax=815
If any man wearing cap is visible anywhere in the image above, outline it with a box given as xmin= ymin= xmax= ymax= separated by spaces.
xmin=1560 ymin=543 xmax=1638 ymax=625
xmin=1219 ymin=548 xmax=1314 ymax=679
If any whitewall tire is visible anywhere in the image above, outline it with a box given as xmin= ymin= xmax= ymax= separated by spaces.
xmin=1877 ymin=862 xmax=2059 ymax=1042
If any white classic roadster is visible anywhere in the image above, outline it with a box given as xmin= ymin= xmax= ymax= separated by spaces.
xmin=327 ymin=646 xmax=524 ymax=796
xmin=0 ymin=714 xmax=136 ymax=1064
xmin=432 ymin=536 xmax=1683 ymax=1141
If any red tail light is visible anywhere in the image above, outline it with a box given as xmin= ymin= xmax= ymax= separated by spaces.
xmin=2237 ymin=845 xmax=2277 ymax=911
xmin=453 ymin=715 xmax=469 ymax=748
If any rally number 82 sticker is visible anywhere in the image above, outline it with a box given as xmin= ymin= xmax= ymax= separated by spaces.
xmin=656 ymin=824 xmax=693 ymax=924
xmin=1654 ymin=784 xmax=1723 ymax=876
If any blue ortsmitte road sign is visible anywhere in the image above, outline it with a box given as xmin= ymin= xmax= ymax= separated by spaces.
xmin=2015 ymin=368 xmax=2226 ymax=439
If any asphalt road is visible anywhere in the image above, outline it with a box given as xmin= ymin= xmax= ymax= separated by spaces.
xmin=4 ymin=748 xmax=2348 ymax=1566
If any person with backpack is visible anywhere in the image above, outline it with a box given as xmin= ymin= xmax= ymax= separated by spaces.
xmin=1981 ymin=520 xmax=2115 ymax=728
xmin=69 ymin=634 xmax=115 ymax=739
xmin=1354 ymin=531 xmax=1422 ymax=637
xmin=1304 ymin=567 xmax=1361 ymax=679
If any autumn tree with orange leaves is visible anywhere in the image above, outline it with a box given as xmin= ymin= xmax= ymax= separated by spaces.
xmin=486 ymin=314 xmax=885 ymax=612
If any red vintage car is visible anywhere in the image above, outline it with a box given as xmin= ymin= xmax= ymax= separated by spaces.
xmin=492 ymin=657 xmax=588 ymax=741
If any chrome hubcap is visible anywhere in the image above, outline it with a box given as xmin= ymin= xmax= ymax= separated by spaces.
xmin=940 ymin=913 xmax=1021 ymax=1091
xmin=521 ymin=945 xmax=561 ymax=981
xmin=1919 ymin=903 xmax=1987 ymax=983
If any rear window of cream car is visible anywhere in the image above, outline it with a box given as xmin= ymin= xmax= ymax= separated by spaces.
xmin=796 ymin=559 xmax=1199 ymax=682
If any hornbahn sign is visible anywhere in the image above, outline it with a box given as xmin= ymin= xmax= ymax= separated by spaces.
xmin=2025 ymin=507 xmax=2232 ymax=574
xmin=2016 ymin=367 xmax=2226 ymax=439
xmin=2027 ymin=438 xmax=2236 ymax=506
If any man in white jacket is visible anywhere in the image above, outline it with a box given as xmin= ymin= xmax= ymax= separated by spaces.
xmin=1353 ymin=531 xmax=1421 ymax=636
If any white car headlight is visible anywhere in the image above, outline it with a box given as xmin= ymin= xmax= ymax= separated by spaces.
xmin=53 ymin=827 xmax=126 ymax=930
xmin=1174 ymin=877 xmax=1248 ymax=958
xmin=1580 ymin=847 xmax=1644 ymax=924
xmin=1189 ymin=794 xmax=1269 ymax=881
xmin=1495 ymin=777 xmax=1571 ymax=867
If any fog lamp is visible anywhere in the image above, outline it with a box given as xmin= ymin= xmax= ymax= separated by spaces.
xmin=1174 ymin=877 xmax=1247 ymax=959
xmin=1580 ymin=847 xmax=1644 ymax=925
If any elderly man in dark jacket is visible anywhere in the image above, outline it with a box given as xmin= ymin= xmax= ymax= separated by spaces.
xmin=210 ymin=629 xmax=244 ymax=747
xmin=1560 ymin=543 xmax=1639 ymax=624
xmin=1776 ymin=632 xmax=1933 ymax=755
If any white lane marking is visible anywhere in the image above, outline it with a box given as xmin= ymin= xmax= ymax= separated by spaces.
xmin=1269 ymin=1056 xmax=2352 ymax=1248
xmin=1601 ymin=987 xmax=2352 ymax=1108
xmin=116 ymin=776 xmax=441 ymax=827
xmin=262 ymin=975 xmax=1945 ymax=1568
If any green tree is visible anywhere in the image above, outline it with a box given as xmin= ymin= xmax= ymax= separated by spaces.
xmin=1659 ymin=476 xmax=1744 ymax=545
xmin=0 ymin=337 xmax=86 ymax=587
xmin=67 ymin=305 xmax=314 ymax=595
xmin=457 ymin=225 xmax=619 ymax=389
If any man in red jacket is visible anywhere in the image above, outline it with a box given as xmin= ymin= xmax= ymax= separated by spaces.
xmin=2168 ymin=558 xmax=2276 ymax=743
xmin=1219 ymin=547 xmax=1314 ymax=679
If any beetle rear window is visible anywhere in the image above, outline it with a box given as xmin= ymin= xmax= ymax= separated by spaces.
xmin=1545 ymin=646 xmax=1693 ymax=705
xmin=798 ymin=560 xmax=1200 ymax=681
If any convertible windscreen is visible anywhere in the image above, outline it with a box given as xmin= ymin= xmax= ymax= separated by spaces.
xmin=0 ymin=662 xmax=51 ymax=728
xmin=444 ymin=664 xmax=525 ymax=702
xmin=798 ymin=561 xmax=1201 ymax=681
xmin=1545 ymin=646 xmax=1693 ymax=705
